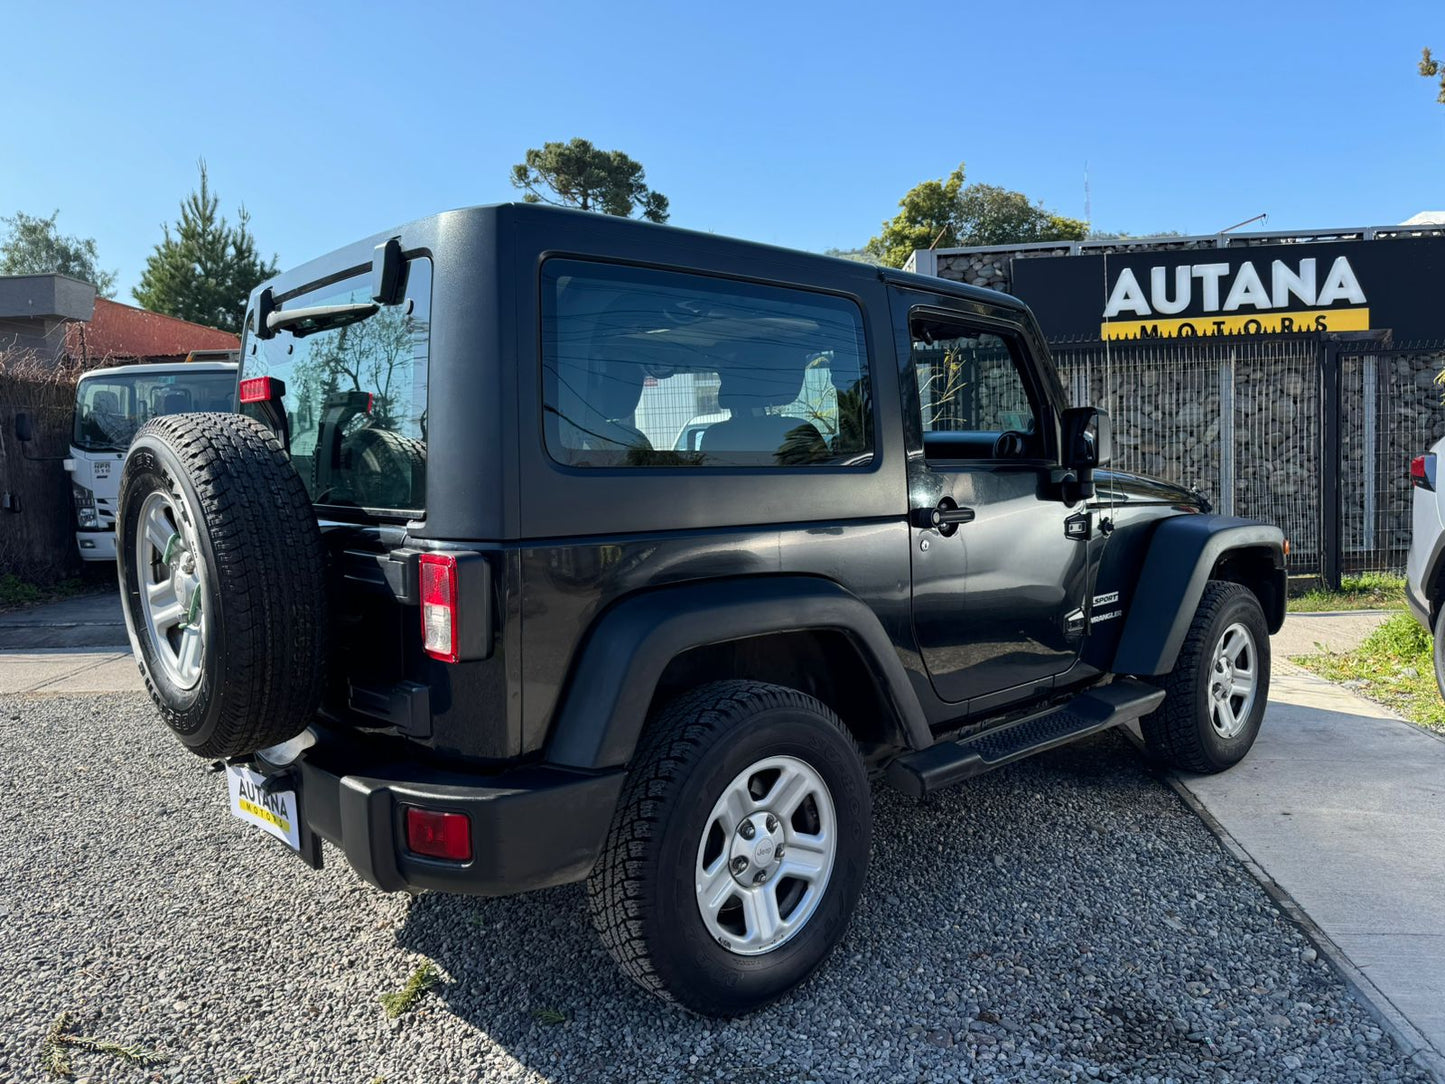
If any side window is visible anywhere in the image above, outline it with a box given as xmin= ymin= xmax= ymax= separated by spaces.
xmin=541 ymin=260 xmax=873 ymax=468
xmin=910 ymin=316 xmax=1044 ymax=461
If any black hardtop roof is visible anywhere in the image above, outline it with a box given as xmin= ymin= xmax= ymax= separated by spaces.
xmin=249 ymin=203 xmax=1029 ymax=316
xmin=875 ymin=263 xmax=1025 ymax=311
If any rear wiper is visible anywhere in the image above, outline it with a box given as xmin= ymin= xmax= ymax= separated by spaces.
xmin=267 ymin=301 xmax=379 ymax=338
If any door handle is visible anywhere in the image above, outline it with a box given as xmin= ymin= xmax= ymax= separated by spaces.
xmin=912 ymin=499 xmax=976 ymax=536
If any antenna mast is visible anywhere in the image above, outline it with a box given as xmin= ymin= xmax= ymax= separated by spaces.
xmin=1084 ymin=161 xmax=1092 ymax=228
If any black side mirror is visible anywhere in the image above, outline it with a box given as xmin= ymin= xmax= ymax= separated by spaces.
xmin=1062 ymin=406 xmax=1111 ymax=469
xmin=14 ymin=411 xmax=32 ymax=443
xmin=1060 ymin=406 xmax=1112 ymax=500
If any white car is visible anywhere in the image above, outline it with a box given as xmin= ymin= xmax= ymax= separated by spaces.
xmin=1406 ymin=437 xmax=1445 ymax=692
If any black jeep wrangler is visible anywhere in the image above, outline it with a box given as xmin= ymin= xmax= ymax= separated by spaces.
xmin=116 ymin=204 xmax=1285 ymax=1016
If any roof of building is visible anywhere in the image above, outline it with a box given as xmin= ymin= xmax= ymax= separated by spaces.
xmin=0 ymin=273 xmax=96 ymax=322
xmin=64 ymin=298 xmax=240 ymax=361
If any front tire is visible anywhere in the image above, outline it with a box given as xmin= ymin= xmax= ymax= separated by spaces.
xmin=588 ymin=680 xmax=871 ymax=1016
xmin=1141 ymin=581 xmax=1270 ymax=773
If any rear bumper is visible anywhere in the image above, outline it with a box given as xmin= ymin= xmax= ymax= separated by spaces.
xmin=284 ymin=730 xmax=625 ymax=896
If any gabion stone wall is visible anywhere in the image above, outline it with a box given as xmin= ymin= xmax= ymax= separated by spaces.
xmin=1340 ymin=348 xmax=1445 ymax=569
xmin=1050 ymin=337 xmax=1445 ymax=578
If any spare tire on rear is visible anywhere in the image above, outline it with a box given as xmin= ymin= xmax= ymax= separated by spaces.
xmin=117 ymin=413 xmax=327 ymax=758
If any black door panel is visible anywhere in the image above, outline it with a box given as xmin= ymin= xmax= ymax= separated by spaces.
xmin=910 ymin=464 xmax=1090 ymax=703
xmin=892 ymin=290 xmax=1093 ymax=709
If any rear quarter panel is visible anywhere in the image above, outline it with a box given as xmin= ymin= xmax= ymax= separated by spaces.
xmin=502 ymin=207 xmax=917 ymax=752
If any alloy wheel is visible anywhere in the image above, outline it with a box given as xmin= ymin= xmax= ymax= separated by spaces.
xmin=136 ymin=487 xmax=205 ymax=690
xmin=1207 ymin=621 xmax=1257 ymax=739
xmin=693 ymin=755 xmax=837 ymax=957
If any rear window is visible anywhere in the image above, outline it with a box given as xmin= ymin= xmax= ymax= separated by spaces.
xmin=240 ymin=258 xmax=431 ymax=516
xmin=541 ymin=260 xmax=872 ymax=468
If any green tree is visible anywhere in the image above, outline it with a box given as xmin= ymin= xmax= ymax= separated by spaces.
xmin=511 ymin=138 xmax=669 ymax=223
xmin=0 ymin=211 xmax=116 ymax=297
xmin=865 ymin=167 xmax=966 ymax=268
xmin=866 ymin=164 xmax=1088 ymax=268
xmin=1421 ymin=48 xmax=1445 ymax=103
xmin=133 ymin=161 xmax=276 ymax=333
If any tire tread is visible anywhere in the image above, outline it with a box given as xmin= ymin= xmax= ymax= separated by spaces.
xmin=586 ymin=679 xmax=860 ymax=1005
xmin=122 ymin=413 xmax=326 ymax=758
xmin=1140 ymin=580 xmax=1265 ymax=773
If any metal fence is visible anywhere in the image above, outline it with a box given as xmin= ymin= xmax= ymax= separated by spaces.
xmin=1050 ymin=334 xmax=1445 ymax=586
xmin=1337 ymin=342 xmax=1445 ymax=576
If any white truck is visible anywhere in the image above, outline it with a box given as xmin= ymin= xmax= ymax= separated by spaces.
xmin=67 ymin=355 xmax=238 ymax=560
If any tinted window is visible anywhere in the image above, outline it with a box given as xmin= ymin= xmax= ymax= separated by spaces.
xmin=542 ymin=260 xmax=872 ymax=468
xmin=910 ymin=319 xmax=1043 ymax=460
xmin=240 ymin=259 xmax=431 ymax=514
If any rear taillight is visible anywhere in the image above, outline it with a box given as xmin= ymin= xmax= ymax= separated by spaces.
xmin=419 ymin=553 xmax=459 ymax=663
xmin=405 ymin=807 xmax=472 ymax=861
xmin=1412 ymin=454 xmax=1436 ymax=491
xmin=238 ymin=376 xmax=279 ymax=403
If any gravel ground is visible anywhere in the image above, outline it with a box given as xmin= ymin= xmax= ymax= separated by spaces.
xmin=0 ymin=693 xmax=1430 ymax=1084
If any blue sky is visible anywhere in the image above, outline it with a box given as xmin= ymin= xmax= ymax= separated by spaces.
xmin=3 ymin=0 xmax=1443 ymax=301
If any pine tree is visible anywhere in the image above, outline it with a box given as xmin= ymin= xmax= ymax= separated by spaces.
xmin=133 ymin=161 xmax=277 ymax=333
xmin=511 ymin=139 xmax=669 ymax=223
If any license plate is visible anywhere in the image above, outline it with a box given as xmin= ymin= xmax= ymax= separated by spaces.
xmin=93 ymin=461 xmax=110 ymax=479
xmin=226 ymin=765 xmax=301 ymax=851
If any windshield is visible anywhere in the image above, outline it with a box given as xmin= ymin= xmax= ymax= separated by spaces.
xmin=73 ymin=370 xmax=238 ymax=451
xmin=240 ymin=258 xmax=431 ymax=517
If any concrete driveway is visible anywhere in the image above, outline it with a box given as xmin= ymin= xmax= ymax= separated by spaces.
xmin=0 ymin=591 xmax=127 ymax=649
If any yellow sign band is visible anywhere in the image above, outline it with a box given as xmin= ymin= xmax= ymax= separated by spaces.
xmin=1102 ymin=307 xmax=1370 ymax=340
xmin=239 ymin=797 xmax=291 ymax=834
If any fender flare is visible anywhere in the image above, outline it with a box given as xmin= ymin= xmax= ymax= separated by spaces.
xmin=544 ymin=575 xmax=932 ymax=770
xmin=1112 ymin=515 xmax=1286 ymax=676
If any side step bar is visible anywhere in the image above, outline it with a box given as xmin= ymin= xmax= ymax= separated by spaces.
xmin=885 ymin=678 xmax=1166 ymax=797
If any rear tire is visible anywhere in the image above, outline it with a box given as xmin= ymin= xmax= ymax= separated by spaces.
xmin=117 ymin=413 xmax=326 ymax=758
xmin=1140 ymin=580 xmax=1270 ymax=774
xmin=588 ymin=680 xmax=871 ymax=1016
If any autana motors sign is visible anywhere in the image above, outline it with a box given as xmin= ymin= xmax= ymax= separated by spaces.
xmin=1009 ymin=236 xmax=1445 ymax=342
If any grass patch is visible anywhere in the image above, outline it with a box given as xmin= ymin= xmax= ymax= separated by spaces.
xmin=39 ymin=1011 xmax=166 ymax=1078
xmin=1287 ymin=572 xmax=1406 ymax=613
xmin=1295 ymin=612 xmax=1445 ymax=730
xmin=380 ymin=963 xmax=439 ymax=1018
xmin=0 ymin=573 xmax=103 ymax=614
xmin=532 ymin=1007 xmax=568 ymax=1027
